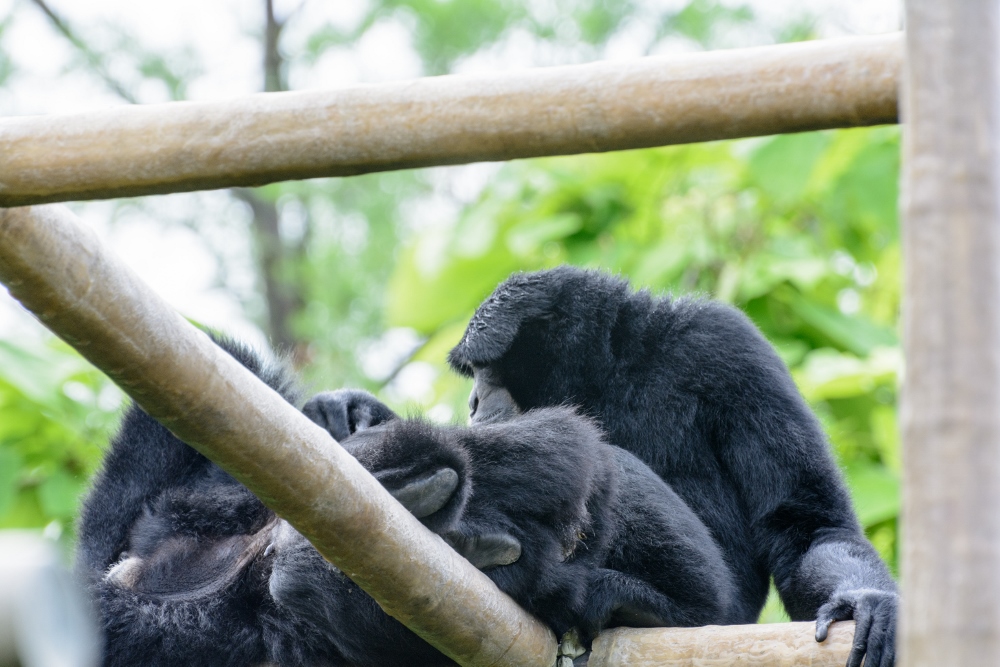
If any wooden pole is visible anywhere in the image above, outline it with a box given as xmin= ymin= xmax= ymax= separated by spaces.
xmin=587 ymin=622 xmax=855 ymax=667
xmin=0 ymin=205 xmax=557 ymax=667
xmin=0 ymin=33 xmax=900 ymax=206
xmin=900 ymin=3 xmax=1000 ymax=667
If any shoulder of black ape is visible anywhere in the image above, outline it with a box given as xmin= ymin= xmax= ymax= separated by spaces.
xmin=208 ymin=333 xmax=301 ymax=404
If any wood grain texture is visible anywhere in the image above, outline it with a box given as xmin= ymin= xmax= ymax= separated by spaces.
xmin=0 ymin=33 xmax=900 ymax=206
xmin=900 ymin=3 xmax=1000 ymax=667
xmin=588 ymin=621 xmax=855 ymax=667
xmin=0 ymin=205 xmax=557 ymax=667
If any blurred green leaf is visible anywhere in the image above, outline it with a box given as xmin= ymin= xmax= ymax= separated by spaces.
xmin=844 ymin=463 xmax=900 ymax=528
xmin=749 ymin=133 xmax=830 ymax=206
xmin=0 ymin=447 xmax=22 ymax=518
xmin=37 ymin=469 xmax=85 ymax=519
xmin=786 ymin=295 xmax=897 ymax=357
xmin=507 ymin=214 xmax=583 ymax=255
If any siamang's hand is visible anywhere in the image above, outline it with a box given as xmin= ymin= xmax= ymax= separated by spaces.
xmin=303 ymin=389 xmax=398 ymax=441
xmin=815 ymin=588 xmax=897 ymax=667
xmin=305 ymin=390 xmax=462 ymax=524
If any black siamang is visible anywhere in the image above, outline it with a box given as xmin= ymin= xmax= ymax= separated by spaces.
xmin=77 ymin=337 xmax=734 ymax=667
xmin=447 ymin=266 xmax=898 ymax=667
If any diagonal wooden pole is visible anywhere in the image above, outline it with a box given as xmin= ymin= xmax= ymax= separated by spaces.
xmin=0 ymin=204 xmax=558 ymax=667
xmin=900 ymin=2 xmax=1000 ymax=666
xmin=0 ymin=33 xmax=900 ymax=207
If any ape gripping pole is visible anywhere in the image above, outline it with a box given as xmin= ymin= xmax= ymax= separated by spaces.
xmin=0 ymin=205 xmax=859 ymax=666
xmin=0 ymin=204 xmax=557 ymax=667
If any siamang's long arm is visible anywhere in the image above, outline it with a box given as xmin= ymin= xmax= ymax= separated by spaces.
xmin=706 ymin=309 xmax=897 ymax=667
xmin=76 ymin=338 xmax=297 ymax=580
xmin=76 ymin=406 xmax=211 ymax=581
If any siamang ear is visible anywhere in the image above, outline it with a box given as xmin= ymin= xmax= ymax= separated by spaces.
xmin=447 ymin=271 xmax=560 ymax=376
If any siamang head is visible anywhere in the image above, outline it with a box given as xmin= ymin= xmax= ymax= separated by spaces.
xmin=449 ymin=266 xmax=634 ymax=418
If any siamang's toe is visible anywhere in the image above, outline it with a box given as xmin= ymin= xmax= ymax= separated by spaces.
xmin=389 ymin=468 xmax=460 ymax=518
xmin=303 ymin=391 xmax=354 ymax=441
xmin=303 ymin=389 xmax=397 ymax=441
xmin=444 ymin=532 xmax=522 ymax=569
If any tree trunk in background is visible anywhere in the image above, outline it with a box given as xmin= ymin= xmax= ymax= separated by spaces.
xmin=239 ymin=0 xmax=308 ymax=358
xmin=232 ymin=188 xmax=302 ymax=355
xmin=900 ymin=2 xmax=1000 ymax=666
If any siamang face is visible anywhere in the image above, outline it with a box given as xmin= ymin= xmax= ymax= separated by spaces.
xmin=468 ymin=367 xmax=521 ymax=424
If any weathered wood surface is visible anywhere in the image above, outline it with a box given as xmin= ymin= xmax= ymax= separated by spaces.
xmin=0 ymin=204 xmax=557 ymax=667
xmin=588 ymin=621 xmax=855 ymax=667
xmin=900 ymin=3 xmax=1000 ymax=667
xmin=0 ymin=33 xmax=900 ymax=206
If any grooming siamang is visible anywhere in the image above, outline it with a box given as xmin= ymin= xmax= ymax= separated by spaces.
xmin=77 ymin=337 xmax=733 ymax=667
xmin=446 ymin=266 xmax=898 ymax=667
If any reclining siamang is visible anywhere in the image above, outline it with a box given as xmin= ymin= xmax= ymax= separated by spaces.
xmin=446 ymin=266 xmax=898 ymax=667
xmin=76 ymin=337 xmax=734 ymax=667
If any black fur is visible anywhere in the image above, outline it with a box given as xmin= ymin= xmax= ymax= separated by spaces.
xmin=78 ymin=336 xmax=733 ymax=666
xmin=311 ymin=391 xmax=735 ymax=639
xmin=77 ymin=339 xmax=449 ymax=667
xmin=448 ymin=266 xmax=898 ymax=667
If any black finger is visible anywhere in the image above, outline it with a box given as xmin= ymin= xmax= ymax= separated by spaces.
xmin=867 ymin=602 xmax=895 ymax=667
xmin=846 ymin=604 xmax=874 ymax=667
xmin=348 ymin=397 xmax=398 ymax=432
xmin=302 ymin=393 xmax=352 ymax=441
xmin=815 ymin=599 xmax=853 ymax=642
xmin=390 ymin=468 xmax=459 ymax=518
xmin=863 ymin=606 xmax=892 ymax=667
xmin=880 ymin=637 xmax=896 ymax=667
xmin=445 ymin=532 xmax=522 ymax=568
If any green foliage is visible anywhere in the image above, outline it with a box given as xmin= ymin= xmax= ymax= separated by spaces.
xmin=0 ymin=337 xmax=121 ymax=542
xmin=0 ymin=18 xmax=14 ymax=86
xmin=383 ymin=127 xmax=904 ymax=578
xmin=660 ymin=0 xmax=755 ymax=48
xmin=301 ymin=0 xmax=717 ymax=76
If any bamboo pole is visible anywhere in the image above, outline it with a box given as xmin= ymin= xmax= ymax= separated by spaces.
xmin=0 ymin=204 xmax=557 ymax=667
xmin=900 ymin=3 xmax=1000 ymax=667
xmin=0 ymin=33 xmax=900 ymax=207
xmin=588 ymin=621 xmax=855 ymax=667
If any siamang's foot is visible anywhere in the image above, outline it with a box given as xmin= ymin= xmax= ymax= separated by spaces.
xmin=443 ymin=532 xmax=521 ymax=569
xmin=815 ymin=588 xmax=897 ymax=667
xmin=303 ymin=389 xmax=398 ymax=441
xmin=387 ymin=468 xmax=460 ymax=519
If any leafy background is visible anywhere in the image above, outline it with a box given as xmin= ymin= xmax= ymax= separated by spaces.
xmin=0 ymin=0 xmax=902 ymax=623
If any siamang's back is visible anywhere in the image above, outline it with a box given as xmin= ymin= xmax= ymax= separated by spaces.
xmin=449 ymin=267 xmax=864 ymax=623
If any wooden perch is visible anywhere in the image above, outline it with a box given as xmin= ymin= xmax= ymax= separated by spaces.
xmin=589 ymin=621 xmax=856 ymax=667
xmin=0 ymin=204 xmax=557 ymax=667
xmin=0 ymin=33 xmax=900 ymax=206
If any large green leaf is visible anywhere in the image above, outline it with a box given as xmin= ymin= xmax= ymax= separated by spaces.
xmin=749 ymin=133 xmax=830 ymax=206
xmin=0 ymin=447 xmax=22 ymax=518
xmin=843 ymin=463 xmax=900 ymax=528
xmin=786 ymin=294 xmax=897 ymax=357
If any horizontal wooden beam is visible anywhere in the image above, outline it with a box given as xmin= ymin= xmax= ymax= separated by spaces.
xmin=0 ymin=33 xmax=900 ymax=206
xmin=588 ymin=621 xmax=855 ymax=667
xmin=0 ymin=204 xmax=557 ymax=667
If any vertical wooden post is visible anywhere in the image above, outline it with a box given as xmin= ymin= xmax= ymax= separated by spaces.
xmin=901 ymin=3 xmax=1000 ymax=666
